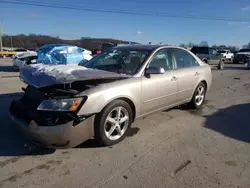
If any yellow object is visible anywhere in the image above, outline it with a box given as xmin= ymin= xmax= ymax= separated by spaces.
xmin=69 ymin=98 xmax=83 ymax=111
xmin=0 ymin=51 xmax=16 ymax=55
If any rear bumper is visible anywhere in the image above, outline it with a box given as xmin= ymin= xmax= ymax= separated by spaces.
xmin=10 ymin=100 xmax=95 ymax=149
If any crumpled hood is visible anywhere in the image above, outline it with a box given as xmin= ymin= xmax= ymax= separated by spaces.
xmin=20 ymin=64 xmax=129 ymax=88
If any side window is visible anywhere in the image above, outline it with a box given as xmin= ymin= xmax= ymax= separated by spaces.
xmin=148 ymin=49 xmax=173 ymax=71
xmin=199 ymin=47 xmax=208 ymax=54
xmin=209 ymin=48 xmax=217 ymax=55
xmin=173 ymin=48 xmax=200 ymax=69
xmin=212 ymin=49 xmax=217 ymax=55
xmin=191 ymin=47 xmax=197 ymax=54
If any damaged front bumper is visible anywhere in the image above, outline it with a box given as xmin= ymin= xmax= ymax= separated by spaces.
xmin=9 ymin=100 xmax=95 ymax=149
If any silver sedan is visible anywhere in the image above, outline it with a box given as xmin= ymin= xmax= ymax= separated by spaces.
xmin=10 ymin=45 xmax=212 ymax=148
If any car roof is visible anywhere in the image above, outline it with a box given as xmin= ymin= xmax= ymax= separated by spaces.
xmin=113 ymin=44 xmax=166 ymax=51
xmin=192 ymin=46 xmax=209 ymax=49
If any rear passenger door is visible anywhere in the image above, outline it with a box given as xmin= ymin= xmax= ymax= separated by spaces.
xmin=209 ymin=48 xmax=220 ymax=64
xmin=195 ymin=47 xmax=209 ymax=62
xmin=172 ymin=48 xmax=201 ymax=102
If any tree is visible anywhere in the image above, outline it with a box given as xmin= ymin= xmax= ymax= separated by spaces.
xmin=187 ymin=42 xmax=195 ymax=47
xmin=179 ymin=43 xmax=186 ymax=48
xmin=211 ymin=44 xmax=217 ymax=49
xmin=2 ymin=34 xmax=137 ymax=50
xmin=227 ymin=46 xmax=238 ymax=53
xmin=243 ymin=45 xmax=248 ymax=49
xmin=200 ymin=41 xmax=209 ymax=47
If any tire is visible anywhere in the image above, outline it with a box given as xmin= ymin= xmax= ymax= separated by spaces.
xmin=94 ymin=100 xmax=133 ymax=146
xmin=203 ymin=59 xmax=208 ymax=64
xmin=233 ymin=59 xmax=238 ymax=64
xmin=218 ymin=60 xmax=224 ymax=70
xmin=188 ymin=82 xmax=206 ymax=109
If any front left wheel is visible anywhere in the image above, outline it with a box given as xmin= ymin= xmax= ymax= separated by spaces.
xmin=94 ymin=100 xmax=133 ymax=146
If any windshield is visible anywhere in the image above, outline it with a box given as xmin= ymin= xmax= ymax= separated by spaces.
xmin=84 ymin=48 xmax=151 ymax=75
xmin=238 ymin=49 xmax=250 ymax=53
xmin=218 ymin=50 xmax=226 ymax=54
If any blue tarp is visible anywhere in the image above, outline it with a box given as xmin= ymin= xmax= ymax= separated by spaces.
xmin=37 ymin=44 xmax=84 ymax=65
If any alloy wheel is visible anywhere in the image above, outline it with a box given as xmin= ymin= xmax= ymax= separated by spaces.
xmin=104 ymin=106 xmax=129 ymax=141
xmin=195 ymin=85 xmax=205 ymax=106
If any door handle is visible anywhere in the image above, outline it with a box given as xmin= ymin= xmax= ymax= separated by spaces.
xmin=194 ymin=72 xmax=200 ymax=76
xmin=171 ymin=76 xmax=178 ymax=81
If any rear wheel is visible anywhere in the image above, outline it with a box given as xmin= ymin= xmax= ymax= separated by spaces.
xmin=188 ymin=82 xmax=206 ymax=109
xmin=218 ymin=60 xmax=224 ymax=70
xmin=94 ymin=100 xmax=133 ymax=146
xmin=203 ymin=59 xmax=208 ymax=64
xmin=233 ymin=59 xmax=238 ymax=64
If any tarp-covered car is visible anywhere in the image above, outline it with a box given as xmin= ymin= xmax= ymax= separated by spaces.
xmin=37 ymin=44 xmax=85 ymax=65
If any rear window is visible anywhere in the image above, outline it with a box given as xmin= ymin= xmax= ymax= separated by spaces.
xmin=238 ymin=49 xmax=250 ymax=53
xmin=191 ymin=47 xmax=208 ymax=54
xmin=218 ymin=50 xmax=226 ymax=54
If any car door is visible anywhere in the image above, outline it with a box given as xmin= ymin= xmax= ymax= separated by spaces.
xmin=172 ymin=48 xmax=201 ymax=102
xmin=209 ymin=48 xmax=221 ymax=64
xmin=141 ymin=48 xmax=177 ymax=115
xmin=194 ymin=47 xmax=209 ymax=62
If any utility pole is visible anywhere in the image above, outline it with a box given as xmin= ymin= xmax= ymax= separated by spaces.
xmin=0 ymin=25 xmax=3 ymax=51
xmin=10 ymin=36 xmax=13 ymax=48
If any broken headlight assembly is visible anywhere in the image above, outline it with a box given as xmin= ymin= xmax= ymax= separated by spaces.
xmin=37 ymin=98 xmax=85 ymax=112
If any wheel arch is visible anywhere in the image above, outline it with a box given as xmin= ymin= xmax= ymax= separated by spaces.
xmin=202 ymin=58 xmax=208 ymax=63
xmin=191 ymin=79 xmax=208 ymax=99
xmin=100 ymin=97 xmax=137 ymax=122
xmin=200 ymin=80 xmax=207 ymax=90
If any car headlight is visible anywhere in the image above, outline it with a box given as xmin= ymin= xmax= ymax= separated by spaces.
xmin=37 ymin=98 xmax=83 ymax=111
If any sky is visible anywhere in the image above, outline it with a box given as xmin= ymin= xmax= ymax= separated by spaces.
xmin=0 ymin=0 xmax=250 ymax=46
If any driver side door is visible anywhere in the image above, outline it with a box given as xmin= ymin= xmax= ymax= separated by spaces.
xmin=141 ymin=48 xmax=178 ymax=115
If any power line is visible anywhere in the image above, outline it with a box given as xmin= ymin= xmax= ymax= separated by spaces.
xmin=15 ymin=0 xmax=250 ymax=4
xmin=113 ymin=0 xmax=250 ymax=2
xmin=1 ymin=0 xmax=250 ymax=22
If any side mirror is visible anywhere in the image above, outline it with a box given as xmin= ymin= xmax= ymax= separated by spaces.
xmin=145 ymin=67 xmax=165 ymax=75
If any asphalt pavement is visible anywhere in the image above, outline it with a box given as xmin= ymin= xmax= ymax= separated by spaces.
xmin=1 ymin=59 xmax=250 ymax=188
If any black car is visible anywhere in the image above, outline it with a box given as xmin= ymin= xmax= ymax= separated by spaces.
xmin=233 ymin=49 xmax=250 ymax=64
xmin=191 ymin=46 xmax=225 ymax=69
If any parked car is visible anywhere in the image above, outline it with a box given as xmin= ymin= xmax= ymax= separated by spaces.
xmin=191 ymin=46 xmax=225 ymax=69
xmin=101 ymin=42 xmax=116 ymax=50
xmin=13 ymin=48 xmax=29 ymax=56
xmin=13 ymin=51 xmax=37 ymax=69
xmin=12 ymin=48 xmax=36 ymax=59
xmin=10 ymin=45 xmax=212 ymax=148
xmin=217 ymin=50 xmax=234 ymax=62
xmin=37 ymin=44 xmax=87 ymax=65
xmin=233 ymin=48 xmax=250 ymax=64
xmin=82 ymin=48 xmax=93 ymax=61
